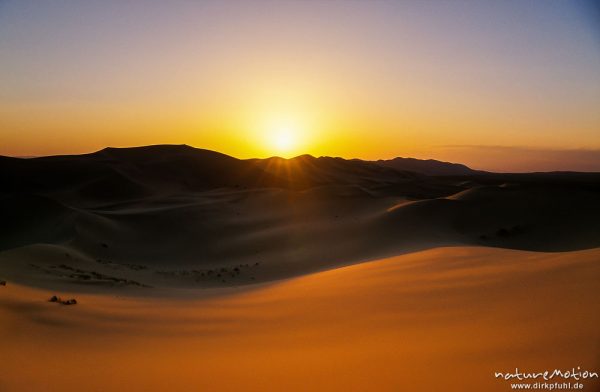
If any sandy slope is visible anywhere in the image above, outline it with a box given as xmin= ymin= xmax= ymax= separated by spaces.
xmin=1 ymin=183 xmax=599 ymax=293
xmin=2 ymin=146 xmax=599 ymax=292
xmin=1 ymin=146 xmax=599 ymax=391
xmin=1 ymin=247 xmax=599 ymax=392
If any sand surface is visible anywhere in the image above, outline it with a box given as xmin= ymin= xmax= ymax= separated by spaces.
xmin=3 ymin=146 xmax=599 ymax=292
xmin=1 ymin=246 xmax=599 ymax=392
xmin=2 ymin=146 xmax=600 ymax=391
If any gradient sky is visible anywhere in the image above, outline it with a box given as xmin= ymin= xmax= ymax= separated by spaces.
xmin=1 ymin=0 xmax=599 ymax=171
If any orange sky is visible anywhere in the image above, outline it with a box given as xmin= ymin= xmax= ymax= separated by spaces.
xmin=0 ymin=1 xmax=599 ymax=171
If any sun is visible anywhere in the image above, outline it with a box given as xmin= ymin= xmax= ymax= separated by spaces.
xmin=272 ymin=127 xmax=296 ymax=152
xmin=257 ymin=113 xmax=314 ymax=156
xmin=265 ymin=122 xmax=301 ymax=156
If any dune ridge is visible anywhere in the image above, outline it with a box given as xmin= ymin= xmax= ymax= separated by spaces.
xmin=1 ymin=246 xmax=599 ymax=391
xmin=1 ymin=145 xmax=599 ymax=391
xmin=1 ymin=145 xmax=599 ymax=292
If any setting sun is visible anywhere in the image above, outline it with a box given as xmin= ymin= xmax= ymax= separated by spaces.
xmin=259 ymin=115 xmax=311 ymax=157
xmin=271 ymin=126 xmax=296 ymax=153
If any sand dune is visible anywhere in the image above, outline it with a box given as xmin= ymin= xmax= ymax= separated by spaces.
xmin=1 ymin=146 xmax=598 ymax=290
xmin=1 ymin=145 xmax=599 ymax=391
xmin=2 ymin=184 xmax=598 ymax=290
xmin=1 ymin=247 xmax=599 ymax=391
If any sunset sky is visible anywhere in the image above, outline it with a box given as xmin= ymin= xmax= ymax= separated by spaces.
xmin=1 ymin=0 xmax=599 ymax=171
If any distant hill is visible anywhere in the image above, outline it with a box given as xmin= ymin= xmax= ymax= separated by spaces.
xmin=0 ymin=145 xmax=463 ymax=205
xmin=0 ymin=145 xmax=284 ymax=197
xmin=247 ymin=154 xmax=420 ymax=190
xmin=373 ymin=157 xmax=483 ymax=176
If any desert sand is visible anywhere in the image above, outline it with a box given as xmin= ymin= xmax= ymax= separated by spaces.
xmin=1 ymin=247 xmax=599 ymax=391
xmin=1 ymin=145 xmax=599 ymax=391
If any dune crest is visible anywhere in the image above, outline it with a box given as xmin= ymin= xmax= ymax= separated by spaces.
xmin=1 ymin=145 xmax=599 ymax=292
xmin=1 ymin=247 xmax=598 ymax=391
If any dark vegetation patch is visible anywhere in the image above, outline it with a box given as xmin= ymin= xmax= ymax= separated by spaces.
xmin=155 ymin=262 xmax=261 ymax=284
xmin=29 ymin=263 xmax=151 ymax=287
xmin=95 ymin=258 xmax=147 ymax=271
xmin=49 ymin=295 xmax=77 ymax=305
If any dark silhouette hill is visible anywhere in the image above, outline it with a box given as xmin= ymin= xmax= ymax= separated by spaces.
xmin=0 ymin=145 xmax=463 ymax=203
xmin=373 ymin=157 xmax=483 ymax=176
xmin=0 ymin=145 xmax=285 ymax=197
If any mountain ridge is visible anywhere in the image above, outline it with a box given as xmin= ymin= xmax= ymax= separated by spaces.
xmin=1 ymin=144 xmax=482 ymax=176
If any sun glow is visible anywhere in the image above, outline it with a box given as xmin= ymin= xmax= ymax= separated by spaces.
xmin=244 ymin=104 xmax=323 ymax=157
xmin=272 ymin=127 xmax=296 ymax=152
xmin=261 ymin=117 xmax=307 ymax=156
